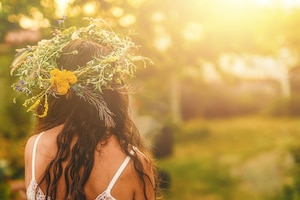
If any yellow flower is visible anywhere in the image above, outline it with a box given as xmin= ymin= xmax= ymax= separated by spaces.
xmin=50 ymin=69 xmax=77 ymax=95
xmin=66 ymin=71 xmax=77 ymax=84
xmin=50 ymin=68 xmax=59 ymax=76
xmin=37 ymin=94 xmax=48 ymax=118
xmin=26 ymin=98 xmax=41 ymax=112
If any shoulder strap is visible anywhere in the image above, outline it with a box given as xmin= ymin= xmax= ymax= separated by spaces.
xmin=31 ymin=132 xmax=44 ymax=180
xmin=106 ymin=150 xmax=134 ymax=193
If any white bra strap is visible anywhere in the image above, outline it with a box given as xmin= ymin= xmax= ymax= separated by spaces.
xmin=31 ymin=132 xmax=44 ymax=180
xmin=106 ymin=150 xmax=134 ymax=193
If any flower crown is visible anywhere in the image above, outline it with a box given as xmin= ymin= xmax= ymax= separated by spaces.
xmin=10 ymin=17 xmax=151 ymax=127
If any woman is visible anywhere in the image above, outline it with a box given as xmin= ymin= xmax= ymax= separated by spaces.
xmin=11 ymin=18 xmax=157 ymax=200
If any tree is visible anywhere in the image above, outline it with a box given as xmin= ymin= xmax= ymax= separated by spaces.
xmin=3 ymin=0 xmax=300 ymax=123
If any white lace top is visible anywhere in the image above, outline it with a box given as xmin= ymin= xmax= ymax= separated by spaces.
xmin=26 ymin=132 xmax=132 ymax=200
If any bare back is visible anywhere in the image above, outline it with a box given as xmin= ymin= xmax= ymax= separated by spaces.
xmin=24 ymin=125 xmax=155 ymax=200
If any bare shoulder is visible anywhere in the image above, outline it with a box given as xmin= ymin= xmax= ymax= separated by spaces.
xmin=24 ymin=134 xmax=39 ymax=187
xmin=24 ymin=134 xmax=39 ymax=159
xmin=25 ymin=134 xmax=40 ymax=160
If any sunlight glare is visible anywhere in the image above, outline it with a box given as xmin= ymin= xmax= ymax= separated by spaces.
xmin=182 ymin=22 xmax=203 ymax=42
xmin=30 ymin=8 xmax=44 ymax=20
xmin=110 ymin=6 xmax=124 ymax=17
xmin=282 ymin=0 xmax=300 ymax=7
xmin=154 ymin=35 xmax=172 ymax=52
xmin=153 ymin=25 xmax=172 ymax=51
xmin=19 ymin=7 xmax=50 ymax=30
xmin=127 ymin=0 xmax=146 ymax=8
xmin=68 ymin=5 xmax=81 ymax=17
xmin=83 ymin=2 xmax=97 ymax=15
xmin=55 ymin=0 xmax=74 ymax=17
xmin=151 ymin=11 xmax=165 ymax=23
xmin=19 ymin=15 xmax=49 ymax=30
xmin=119 ymin=14 xmax=136 ymax=27
xmin=255 ymin=0 xmax=300 ymax=7
xmin=19 ymin=17 xmax=33 ymax=29
xmin=202 ymin=62 xmax=222 ymax=83
xmin=255 ymin=0 xmax=273 ymax=6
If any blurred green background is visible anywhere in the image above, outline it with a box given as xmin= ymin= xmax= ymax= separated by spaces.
xmin=2 ymin=0 xmax=300 ymax=199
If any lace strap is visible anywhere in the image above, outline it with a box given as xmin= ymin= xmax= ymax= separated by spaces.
xmin=31 ymin=132 xmax=44 ymax=180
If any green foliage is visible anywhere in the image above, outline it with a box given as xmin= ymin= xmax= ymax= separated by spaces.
xmin=0 ymin=53 xmax=32 ymax=139
xmin=160 ymin=157 xmax=236 ymax=199
xmin=159 ymin=117 xmax=300 ymax=200
xmin=175 ymin=120 xmax=211 ymax=142
xmin=0 ymin=182 xmax=10 ymax=200
xmin=0 ymin=0 xmax=56 ymax=41
xmin=275 ymin=145 xmax=300 ymax=200
xmin=0 ymin=52 xmax=32 ymax=200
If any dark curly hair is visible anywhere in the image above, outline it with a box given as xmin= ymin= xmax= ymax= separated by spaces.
xmin=35 ymin=39 xmax=157 ymax=200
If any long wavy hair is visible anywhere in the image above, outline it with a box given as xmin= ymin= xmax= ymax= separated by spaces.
xmin=35 ymin=39 xmax=156 ymax=200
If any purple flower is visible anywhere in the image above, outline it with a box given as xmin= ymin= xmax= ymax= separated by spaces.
xmin=57 ymin=15 xmax=67 ymax=26
xmin=15 ymin=80 xmax=25 ymax=92
xmin=15 ymin=85 xmax=22 ymax=92
xmin=57 ymin=19 xmax=64 ymax=26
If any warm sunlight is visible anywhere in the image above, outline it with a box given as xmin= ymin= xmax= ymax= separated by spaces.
xmin=19 ymin=8 xmax=49 ymax=29
xmin=83 ymin=2 xmax=97 ymax=15
xmin=4 ymin=1 xmax=300 ymax=200
xmin=255 ymin=0 xmax=300 ymax=7
xmin=55 ymin=0 xmax=74 ymax=17
xmin=13 ymin=0 xmax=75 ymax=38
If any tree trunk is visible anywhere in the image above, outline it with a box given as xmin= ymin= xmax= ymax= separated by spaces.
xmin=170 ymin=75 xmax=182 ymax=123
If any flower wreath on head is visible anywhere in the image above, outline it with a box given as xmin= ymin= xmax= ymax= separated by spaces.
xmin=10 ymin=17 xmax=152 ymax=128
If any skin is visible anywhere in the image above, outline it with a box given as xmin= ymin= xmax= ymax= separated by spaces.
xmin=24 ymin=125 xmax=155 ymax=200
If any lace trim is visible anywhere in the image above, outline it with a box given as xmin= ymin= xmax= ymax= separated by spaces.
xmin=26 ymin=180 xmax=51 ymax=200
xmin=26 ymin=179 xmax=116 ymax=200
xmin=95 ymin=190 xmax=116 ymax=200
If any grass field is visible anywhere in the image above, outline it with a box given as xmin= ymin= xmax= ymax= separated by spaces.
xmin=158 ymin=116 xmax=300 ymax=200
xmin=2 ymin=116 xmax=300 ymax=199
